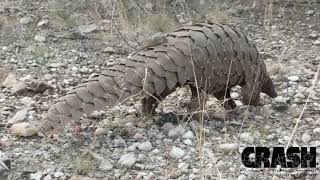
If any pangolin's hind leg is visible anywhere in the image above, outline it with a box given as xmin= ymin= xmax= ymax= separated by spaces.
xmin=188 ymin=86 xmax=208 ymax=120
xmin=213 ymin=88 xmax=237 ymax=110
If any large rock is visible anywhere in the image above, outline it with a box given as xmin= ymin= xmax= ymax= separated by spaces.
xmin=10 ymin=122 xmax=38 ymax=137
xmin=118 ymin=153 xmax=136 ymax=167
xmin=10 ymin=81 xmax=27 ymax=95
xmin=8 ymin=108 xmax=28 ymax=125
xmin=78 ymin=24 xmax=98 ymax=34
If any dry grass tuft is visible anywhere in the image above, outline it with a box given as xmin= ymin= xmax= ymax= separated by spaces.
xmin=70 ymin=151 xmax=95 ymax=175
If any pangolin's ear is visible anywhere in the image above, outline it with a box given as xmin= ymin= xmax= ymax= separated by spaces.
xmin=261 ymin=75 xmax=277 ymax=98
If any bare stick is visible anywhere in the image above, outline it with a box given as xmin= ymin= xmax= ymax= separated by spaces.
xmin=111 ymin=17 xmax=138 ymax=51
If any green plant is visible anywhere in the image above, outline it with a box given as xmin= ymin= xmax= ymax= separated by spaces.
xmin=25 ymin=44 xmax=49 ymax=65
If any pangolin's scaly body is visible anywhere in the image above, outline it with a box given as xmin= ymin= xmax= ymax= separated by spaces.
xmin=42 ymin=23 xmax=277 ymax=130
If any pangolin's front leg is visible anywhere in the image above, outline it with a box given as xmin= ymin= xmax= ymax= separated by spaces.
xmin=213 ymin=89 xmax=237 ymax=110
xmin=241 ymin=82 xmax=261 ymax=106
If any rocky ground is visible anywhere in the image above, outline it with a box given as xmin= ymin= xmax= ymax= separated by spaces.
xmin=0 ymin=0 xmax=320 ymax=180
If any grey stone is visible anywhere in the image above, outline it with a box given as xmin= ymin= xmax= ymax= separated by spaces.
xmin=34 ymin=35 xmax=46 ymax=42
xmin=10 ymin=81 xmax=27 ymax=95
xmin=103 ymin=47 xmax=115 ymax=54
xmin=314 ymin=40 xmax=320 ymax=45
xmin=79 ymin=66 xmax=89 ymax=74
xmin=182 ymin=131 xmax=195 ymax=139
xmin=170 ymin=147 xmax=185 ymax=159
xmin=20 ymin=97 xmax=35 ymax=106
xmin=99 ymin=159 xmax=113 ymax=171
xmin=183 ymin=139 xmax=193 ymax=146
xmin=231 ymin=92 xmax=240 ymax=98
xmin=217 ymin=143 xmax=238 ymax=153
xmin=240 ymin=133 xmax=254 ymax=144
xmin=313 ymin=127 xmax=320 ymax=133
xmin=1 ymin=72 xmax=18 ymax=88
xmin=178 ymin=162 xmax=189 ymax=173
xmin=37 ymin=19 xmax=49 ymax=27
xmin=30 ymin=172 xmax=42 ymax=180
xmin=288 ymin=76 xmax=299 ymax=82
xmin=302 ymin=133 xmax=312 ymax=143
xmin=20 ymin=16 xmax=33 ymax=24
xmin=309 ymin=33 xmax=318 ymax=39
xmin=168 ymin=125 xmax=185 ymax=138
xmin=118 ymin=153 xmax=136 ymax=167
xmin=237 ymin=175 xmax=247 ymax=180
xmin=306 ymin=10 xmax=315 ymax=15
xmin=53 ymin=171 xmax=64 ymax=178
xmin=138 ymin=141 xmax=153 ymax=152
xmin=8 ymin=108 xmax=28 ymax=124
xmin=78 ymin=24 xmax=98 ymax=34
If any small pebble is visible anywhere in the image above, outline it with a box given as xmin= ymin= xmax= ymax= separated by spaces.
xmin=43 ymin=175 xmax=52 ymax=180
xmin=314 ymin=40 xmax=320 ymax=45
xmin=288 ymin=76 xmax=299 ymax=82
xmin=34 ymin=35 xmax=46 ymax=42
xmin=183 ymin=139 xmax=193 ymax=146
xmin=238 ymin=175 xmax=247 ymax=180
xmin=313 ymin=128 xmax=320 ymax=133
xmin=301 ymin=133 xmax=312 ymax=143
xmin=182 ymin=131 xmax=195 ymax=139
xmin=168 ymin=125 xmax=185 ymax=138
xmin=54 ymin=171 xmax=64 ymax=178
xmin=217 ymin=143 xmax=238 ymax=153
xmin=178 ymin=162 xmax=189 ymax=173
xmin=138 ymin=141 xmax=153 ymax=152
xmin=306 ymin=10 xmax=315 ymax=15
xmin=133 ymin=133 xmax=144 ymax=141
xmin=127 ymin=143 xmax=138 ymax=152
xmin=99 ymin=159 xmax=113 ymax=171
xmin=94 ymin=127 xmax=105 ymax=136
xmin=240 ymin=133 xmax=254 ymax=144
xmin=30 ymin=171 xmax=43 ymax=180
xmin=170 ymin=147 xmax=186 ymax=159
xmin=118 ymin=153 xmax=136 ymax=167
xmin=79 ymin=66 xmax=89 ymax=73
xmin=20 ymin=16 xmax=33 ymax=24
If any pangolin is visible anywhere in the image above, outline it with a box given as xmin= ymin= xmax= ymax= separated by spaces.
xmin=41 ymin=22 xmax=277 ymax=131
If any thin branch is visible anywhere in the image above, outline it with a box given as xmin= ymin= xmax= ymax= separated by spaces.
xmin=111 ymin=17 xmax=138 ymax=51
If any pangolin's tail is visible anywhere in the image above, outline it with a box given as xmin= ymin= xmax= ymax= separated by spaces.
xmin=41 ymin=61 xmax=157 ymax=130
xmin=41 ymin=45 xmax=193 ymax=131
